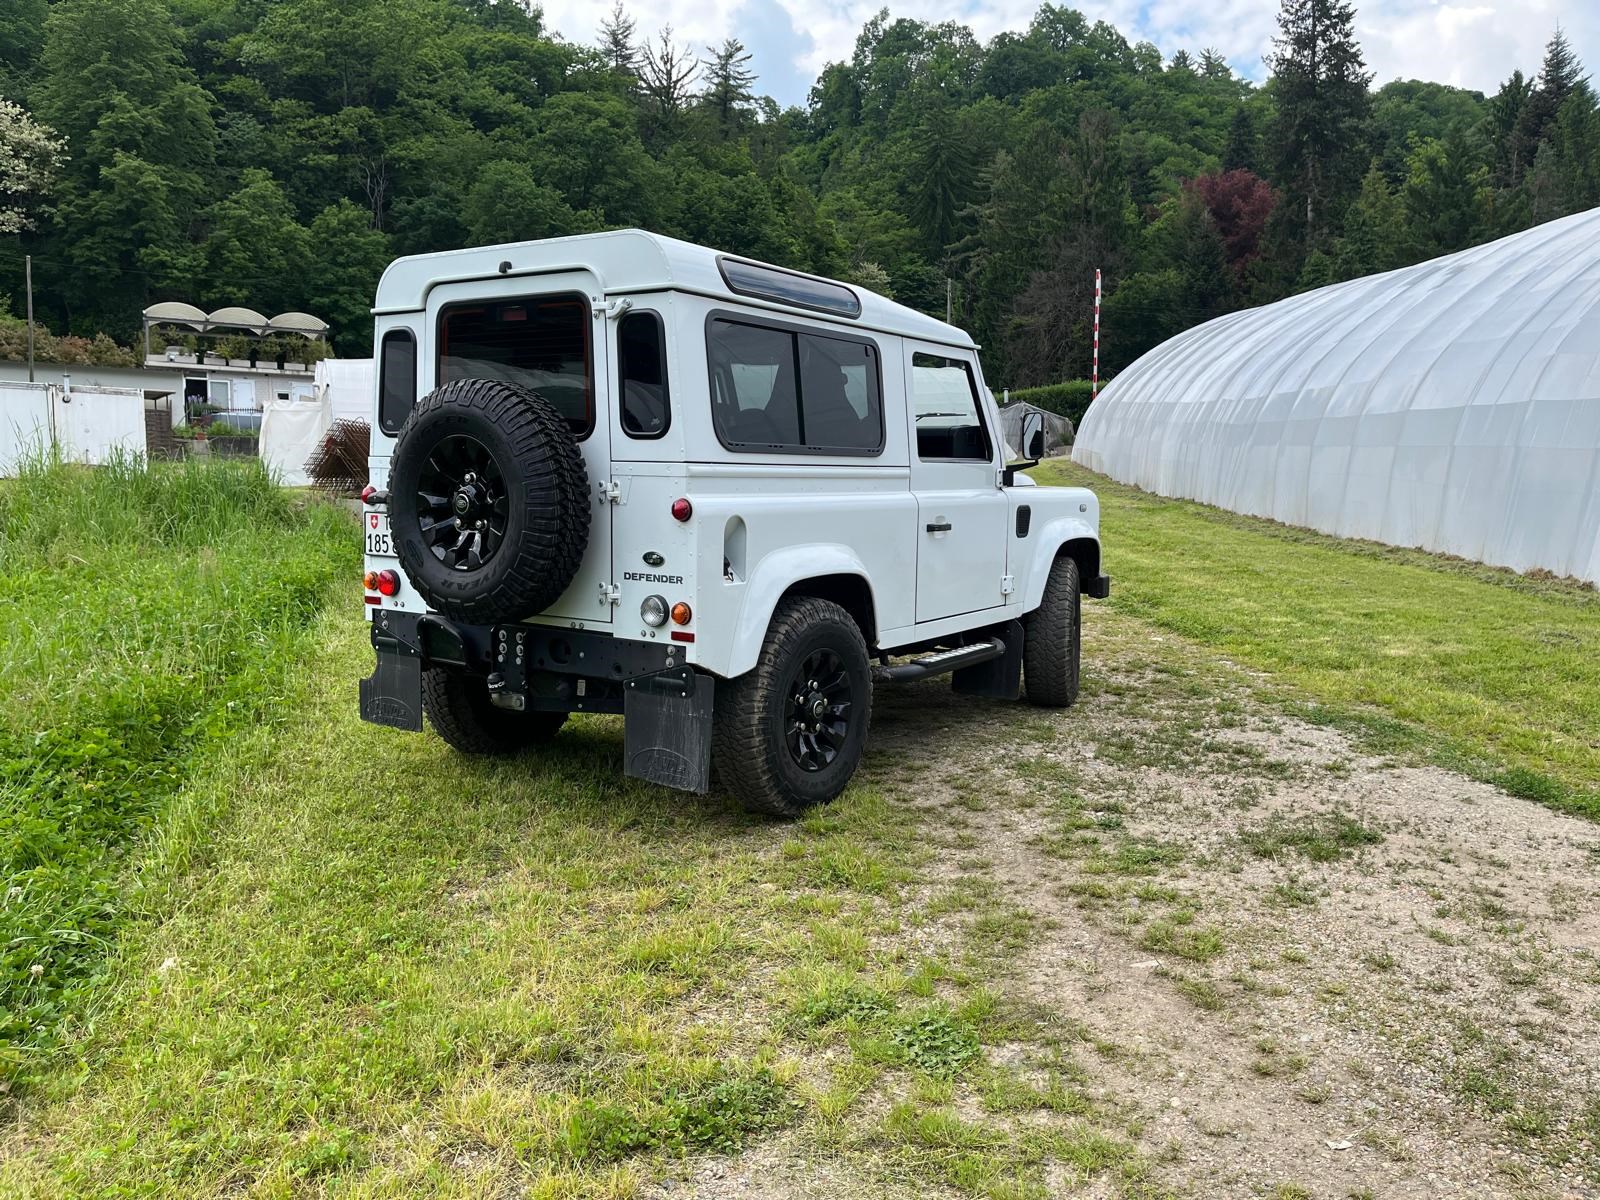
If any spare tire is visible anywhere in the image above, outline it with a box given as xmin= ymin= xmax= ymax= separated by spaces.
xmin=388 ymin=378 xmax=589 ymax=624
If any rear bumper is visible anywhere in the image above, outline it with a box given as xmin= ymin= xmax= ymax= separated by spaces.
xmin=1085 ymin=573 xmax=1112 ymax=599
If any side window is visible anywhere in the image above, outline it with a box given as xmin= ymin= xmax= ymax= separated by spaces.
xmin=708 ymin=316 xmax=883 ymax=455
xmin=708 ymin=319 xmax=800 ymax=446
xmin=438 ymin=295 xmax=592 ymax=436
xmin=912 ymin=352 xmax=991 ymax=461
xmin=618 ymin=310 xmax=670 ymax=439
xmin=378 ymin=329 xmax=416 ymax=435
xmin=799 ymin=335 xmax=880 ymax=451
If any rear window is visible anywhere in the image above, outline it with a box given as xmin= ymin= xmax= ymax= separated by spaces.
xmin=618 ymin=310 xmax=670 ymax=439
xmin=437 ymin=294 xmax=592 ymax=437
xmin=707 ymin=316 xmax=882 ymax=455
xmin=378 ymin=329 xmax=416 ymax=435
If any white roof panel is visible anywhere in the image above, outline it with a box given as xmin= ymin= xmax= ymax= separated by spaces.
xmin=374 ymin=228 xmax=975 ymax=348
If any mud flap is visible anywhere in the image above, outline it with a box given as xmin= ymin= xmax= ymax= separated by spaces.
xmin=953 ymin=619 xmax=1024 ymax=700
xmin=359 ymin=648 xmax=423 ymax=731
xmin=624 ymin=667 xmax=715 ymax=793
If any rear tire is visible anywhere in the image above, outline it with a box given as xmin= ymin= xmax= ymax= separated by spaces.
xmin=1023 ymin=555 xmax=1082 ymax=707
xmin=422 ymin=668 xmax=567 ymax=754
xmin=713 ymin=597 xmax=872 ymax=818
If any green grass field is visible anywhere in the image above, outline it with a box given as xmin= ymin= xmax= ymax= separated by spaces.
xmin=0 ymin=456 xmax=355 ymax=1083
xmin=1033 ymin=459 xmax=1600 ymax=820
xmin=2 ymin=455 xmax=1597 ymax=1197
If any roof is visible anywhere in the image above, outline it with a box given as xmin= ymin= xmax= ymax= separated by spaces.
xmin=373 ymin=228 xmax=976 ymax=348
xmin=1074 ymin=205 xmax=1600 ymax=584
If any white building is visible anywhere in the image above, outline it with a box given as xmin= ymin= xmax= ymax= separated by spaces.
xmin=1074 ymin=207 xmax=1600 ymax=585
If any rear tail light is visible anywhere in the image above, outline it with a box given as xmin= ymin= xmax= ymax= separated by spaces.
xmin=670 ymin=602 xmax=692 ymax=625
xmin=670 ymin=497 xmax=692 ymax=522
xmin=376 ymin=569 xmax=401 ymax=597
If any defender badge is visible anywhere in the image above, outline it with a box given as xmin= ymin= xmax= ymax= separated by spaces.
xmin=642 ymin=551 xmax=665 ymax=566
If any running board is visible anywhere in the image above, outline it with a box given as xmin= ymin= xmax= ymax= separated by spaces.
xmin=873 ymin=637 xmax=1007 ymax=684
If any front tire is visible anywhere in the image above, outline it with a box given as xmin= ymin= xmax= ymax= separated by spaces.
xmin=422 ymin=668 xmax=567 ymax=755
xmin=1023 ymin=555 xmax=1082 ymax=707
xmin=713 ymin=598 xmax=872 ymax=818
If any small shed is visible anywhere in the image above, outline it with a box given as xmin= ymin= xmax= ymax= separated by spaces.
xmin=999 ymin=400 xmax=1075 ymax=459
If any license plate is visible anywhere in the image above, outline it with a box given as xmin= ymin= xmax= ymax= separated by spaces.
xmin=365 ymin=510 xmax=393 ymax=557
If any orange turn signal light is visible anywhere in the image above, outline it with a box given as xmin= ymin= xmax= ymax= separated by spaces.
xmin=363 ymin=570 xmax=380 ymax=591
xmin=670 ymin=601 xmax=692 ymax=625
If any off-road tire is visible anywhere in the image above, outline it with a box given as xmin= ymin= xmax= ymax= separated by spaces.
xmin=713 ymin=597 xmax=872 ymax=819
xmin=389 ymin=378 xmax=589 ymax=624
xmin=422 ymin=667 xmax=567 ymax=754
xmin=1023 ymin=555 xmax=1081 ymax=707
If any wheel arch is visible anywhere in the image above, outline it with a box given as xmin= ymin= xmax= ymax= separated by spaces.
xmin=714 ymin=544 xmax=879 ymax=679
xmin=1020 ymin=516 xmax=1102 ymax=613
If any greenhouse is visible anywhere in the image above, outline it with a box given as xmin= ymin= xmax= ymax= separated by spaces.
xmin=1073 ymin=206 xmax=1600 ymax=585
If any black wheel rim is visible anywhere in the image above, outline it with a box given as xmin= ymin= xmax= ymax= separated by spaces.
xmin=415 ymin=435 xmax=509 ymax=571
xmin=785 ymin=648 xmax=854 ymax=772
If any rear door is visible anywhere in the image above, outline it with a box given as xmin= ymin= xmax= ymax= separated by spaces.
xmin=906 ymin=344 xmax=1009 ymax=622
xmin=425 ymin=272 xmax=613 ymax=626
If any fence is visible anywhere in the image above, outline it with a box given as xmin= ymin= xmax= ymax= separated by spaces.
xmin=0 ymin=381 xmax=148 ymax=476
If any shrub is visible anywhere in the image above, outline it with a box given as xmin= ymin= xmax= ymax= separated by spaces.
xmin=1005 ymin=380 xmax=1100 ymax=429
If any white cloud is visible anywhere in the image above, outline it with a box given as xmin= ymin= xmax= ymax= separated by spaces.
xmin=537 ymin=0 xmax=1599 ymax=105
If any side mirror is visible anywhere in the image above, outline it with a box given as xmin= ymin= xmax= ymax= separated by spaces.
xmin=1020 ymin=410 xmax=1045 ymax=461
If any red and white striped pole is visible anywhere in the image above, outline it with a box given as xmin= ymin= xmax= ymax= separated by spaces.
xmin=1092 ymin=268 xmax=1102 ymax=400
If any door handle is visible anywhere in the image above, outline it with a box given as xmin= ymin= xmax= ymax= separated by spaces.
xmin=926 ymin=521 xmax=952 ymax=533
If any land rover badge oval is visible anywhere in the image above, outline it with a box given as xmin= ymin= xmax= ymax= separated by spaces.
xmin=642 ymin=551 xmax=665 ymax=567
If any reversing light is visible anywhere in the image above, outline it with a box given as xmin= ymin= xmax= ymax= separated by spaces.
xmin=640 ymin=595 xmax=668 ymax=627
xmin=670 ymin=497 xmax=692 ymax=522
xmin=670 ymin=601 xmax=692 ymax=626
xmin=376 ymin=569 xmax=401 ymax=597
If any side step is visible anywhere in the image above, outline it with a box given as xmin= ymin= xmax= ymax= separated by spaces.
xmin=873 ymin=637 xmax=1006 ymax=684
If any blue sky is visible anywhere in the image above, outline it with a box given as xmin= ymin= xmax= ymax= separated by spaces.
xmin=540 ymin=0 xmax=1599 ymax=107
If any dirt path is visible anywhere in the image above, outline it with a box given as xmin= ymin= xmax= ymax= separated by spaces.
xmin=667 ymin=610 xmax=1600 ymax=1199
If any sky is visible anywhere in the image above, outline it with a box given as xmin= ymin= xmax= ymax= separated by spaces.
xmin=538 ymin=0 xmax=1600 ymax=108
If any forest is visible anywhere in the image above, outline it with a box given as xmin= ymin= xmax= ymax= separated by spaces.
xmin=0 ymin=0 xmax=1597 ymax=387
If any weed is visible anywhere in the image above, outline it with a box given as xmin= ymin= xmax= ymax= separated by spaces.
xmin=1243 ymin=812 xmax=1383 ymax=862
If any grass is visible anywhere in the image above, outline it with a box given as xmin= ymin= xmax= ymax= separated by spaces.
xmin=0 ymin=454 xmax=354 ymax=1084
xmin=1034 ymin=459 xmax=1600 ymax=820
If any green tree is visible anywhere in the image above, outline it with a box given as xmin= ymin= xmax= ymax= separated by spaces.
xmin=200 ymin=169 xmax=309 ymax=313
xmin=699 ymin=38 xmax=756 ymax=137
xmin=597 ymin=2 xmax=639 ymax=77
xmin=1526 ymin=91 xmax=1600 ymax=221
xmin=1513 ymin=28 xmax=1589 ymax=154
xmin=1334 ymin=164 xmax=1405 ymax=278
xmin=36 ymin=0 xmax=216 ymax=332
xmin=462 ymin=160 xmax=597 ymax=246
xmin=1401 ymin=130 xmax=1489 ymax=258
xmin=306 ymin=200 xmax=392 ymax=354
xmin=1268 ymin=0 xmax=1373 ymax=245
xmin=0 ymin=0 xmax=47 ymax=97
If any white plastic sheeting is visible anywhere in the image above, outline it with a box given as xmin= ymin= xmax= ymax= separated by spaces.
xmin=314 ymin=357 xmax=374 ymax=424
xmin=1074 ymin=207 xmax=1600 ymax=584
xmin=260 ymin=393 xmax=330 ymax=487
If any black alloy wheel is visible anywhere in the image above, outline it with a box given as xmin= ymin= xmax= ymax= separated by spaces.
xmin=415 ymin=435 xmax=509 ymax=572
xmin=785 ymin=648 xmax=855 ymax=772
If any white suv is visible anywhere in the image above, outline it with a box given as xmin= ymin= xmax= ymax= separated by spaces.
xmin=358 ymin=230 xmax=1108 ymax=816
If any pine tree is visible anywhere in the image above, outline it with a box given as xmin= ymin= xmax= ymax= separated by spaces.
xmin=700 ymin=38 xmax=756 ymax=136
xmin=1223 ymin=107 xmax=1258 ymax=173
xmin=908 ymin=95 xmax=978 ymax=254
xmin=597 ymin=2 xmax=637 ymax=77
xmin=1169 ymin=49 xmax=1194 ymax=73
xmin=1199 ymin=48 xmax=1232 ymax=80
xmin=1334 ymin=164 xmax=1405 ymax=279
xmin=638 ymin=26 xmax=698 ymax=137
xmin=1268 ymin=0 xmax=1373 ymax=246
xmin=1486 ymin=69 xmax=1535 ymax=188
xmin=1516 ymin=28 xmax=1589 ymax=149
